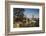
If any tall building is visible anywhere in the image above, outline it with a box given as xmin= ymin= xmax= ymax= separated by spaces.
xmin=32 ymin=15 xmax=34 ymax=20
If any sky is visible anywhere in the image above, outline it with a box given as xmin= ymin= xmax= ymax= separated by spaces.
xmin=24 ymin=8 xmax=39 ymax=18
xmin=13 ymin=8 xmax=39 ymax=19
xmin=23 ymin=8 xmax=39 ymax=19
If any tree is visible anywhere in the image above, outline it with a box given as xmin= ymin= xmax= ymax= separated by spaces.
xmin=13 ymin=8 xmax=25 ymax=22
